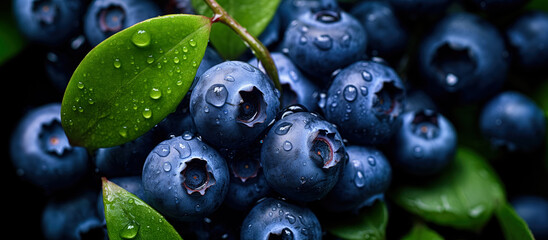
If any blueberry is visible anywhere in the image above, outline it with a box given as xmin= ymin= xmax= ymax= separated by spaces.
xmin=277 ymin=0 xmax=339 ymax=29
xmin=261 ymin=111 xmax=347 ymax=202
xmin=249 ymin=52 xmax=320 ymax=112
xmin=142 ymin=133 xmax=229 ymax=222
xmin=350 ymin=1 xmax=408 ymax=62
xmin=322 ymin=60 xmax=406 ymax=145
xmin=240 ymin=198 xmax=322 ymax=240
xmin=511 ymin=195 xmax=548 ymax=240
xmin=93 ymin=127 xmax=160 ymax=177
xmin=387 ymin=0 xmax=454 ymax=19
xmin=13 ymin=0 xmax=86 ymax=46
xmin=259 ymin=12 xmax=282 ymax=49
xmin=10 ymin=103 xmax=89 ymax=192
xmin=391 ymin=109 xmax=457 ymax=175
xmin=506 ymin=10 xmax=548 ymax=73
xmin=403 ymin=88 xmax=437 ymax=113
xmin=84 ymin=0 xmax=162 ymax=46
xmin=190 ymin=61 xmax=280 ymax=150
xmin=281 ymin=7 xmax=367 ymax=83
xmin=223 ymin=146 xmax=271 ymax=211
xmin=463 ymin=0 xmax=530 ymax=14
xmin=479 ymin=91 xmax=546 ymax=153
xmin=321 ymin=145 xmax=391 ymax=213
xmin=418 ymin=12 xmax=510 ymax=103
xmin=42 ymin=189 xmax=106 ymax=240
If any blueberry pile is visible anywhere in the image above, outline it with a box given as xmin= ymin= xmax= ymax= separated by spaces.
xmin=5 ymin=0 xmax=548 ymax=239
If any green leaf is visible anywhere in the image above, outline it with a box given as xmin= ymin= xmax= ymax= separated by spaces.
xmin=526 ymin=0 xmax=548 ymax=11
xmin=61 ymin=14 xmax=211 ymax=149
xmin=389 ymin=148 xmax=506 ymax=231
xmin=401 ymin=223 xmax=444 ymax=240
xmin=326 ymin=200 xmax=389 ymax=240
xmin=0 ymin=5 xmax=25 ymax=65
xmin=192 ymin=0 xmax=281 ymax=59
xmin=495 ymin=202 xmax=535 ymax=240
xmin=102 ymin=177 xmax=183 ymax=240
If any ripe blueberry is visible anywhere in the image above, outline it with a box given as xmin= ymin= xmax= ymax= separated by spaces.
xmin=506 ymin=10 xmax=548 ymax=73
xmin=511 ymin=195 xmax=548 ymax=239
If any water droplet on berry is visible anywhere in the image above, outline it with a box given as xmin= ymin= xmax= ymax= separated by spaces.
xmin=224 ymin=75 xmax=235 ymax=82
xmin=285 ymin=214 xmax=296 ymax=224
xmin=131 ymin=29 xmax=151 ymax=48
xmin=367 ymin=156 xmax=376 ymax=166
xmin=155 ymin=144 xmax=170 ymax=157
xmin=299 ymin=35 xmax=308 ymax=45
xmin=175 ymin=142 xmax=191 ymax=159
xmin=205 ymin=84 xmax=228 ymax=107
xmin=283 ymin=141 xmax=293 ymax=151
xmin=360 ymin=86 xmax=368 ymax=96
xmin=413 ymin=146 xmax=423 ymax=159
xmin=343 ymin=85 xmax=357 ymax=102
xmin=163 ymin=162 xmax=172 ymax=172
xmin=313 ymin=35 xmax=333 ymax=50
xmin=354 ymin=170 xmax=365 ymax=188
xmin=275 ymin=122 xmax=293 ymax=135
xmin=362 ymin=71 xmax=372 ymax=81
xmin=445 ymin=73 xmax=458 ymax=86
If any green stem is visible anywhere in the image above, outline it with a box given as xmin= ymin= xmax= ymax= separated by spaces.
xmin=202 ymin=0 xmax=282 ymax=94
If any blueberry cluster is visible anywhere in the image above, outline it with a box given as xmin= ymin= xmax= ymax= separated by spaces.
xmin=6 ymin=0 xmax=548 ymax=239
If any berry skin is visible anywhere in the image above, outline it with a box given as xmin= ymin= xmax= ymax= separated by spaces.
xmin=240 ymin=198 xmax=322 ymax=240
xmin=10 ymin=103 xmax=89 ymax=192
xmin=13 ymin=0 xmax=86 ymax=46
xmin=506 ymin=10 xmax=548 ymax=73
xmin=281 ymin=7 xmax=367 ymax=82
xmin=350 ymin=0 xmax=408 ymax=62
xmin=190 ymin=61 xmax=280 ymax=150
xmin=142 ymin=133 xmax=229 ymax=222
xmin=511 ymin=195 xmax=548 ymax=240
xmin=249 ymin=52 xmax=320 ymax=112
xmin=83 ymin=0 xmax=162 ymax=46
xmin=464 ymin=0 xmax=530 ymax=14
xmin=391 ymin=109 xmax=457 ymax=175
xmin=321 ymin=145 xmax=392 ymax=213
xmin=418 ymin=13 xmax=510 ymax=103
xmin=479 ymin=91 xmax=546 ymax=153
xmin=261 ymin=111 xmax=347 ymax=202
xmin=42 ymin=189 xmax=106 ymax=240
xmin=277 ymin=0 xmax=339 ymax=29
xmin=322 ymin=60 xmax=406 ymax=145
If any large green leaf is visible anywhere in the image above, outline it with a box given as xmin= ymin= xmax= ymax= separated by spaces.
xmin=61 ymin=14 xmax=211 ymax=149
xmin=495 ymin=202 xmax=535 ymax=240
xmin=325 ymin=200 xmax=388 ymax=240
xmin=102 ymin=178 xmax=183 ymax=240
xmin=401 ymin=223 xmax=444 ymax=240
xmin=389 ymin=148 xmax=506 ymax=231
xmin=0 ymin=4 xmax=25 ymax=65
xmin=192 ymin=0 xmax=281 ymax=59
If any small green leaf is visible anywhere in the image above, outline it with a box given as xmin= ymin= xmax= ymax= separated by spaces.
xmin=326 ymin=200 xmax=388 ymax=240
xmin=192 ymin=0 xmax=281 ymax=59
xmin=0 ymin=6 xmax=25 ymax=65
xmin=401 ymin=223 xmax=444 ymax=240
xmin=61 ymin=14 xmax=211 ymax=149
xmin=526 ymin=0 xmax=548 ymax=11
xmin=389 ymin=148 xmax=506 ymax=231
xmin=102 ymin=178 xmax=183 ymax=240
xmin=495 ymin=202 xmax=535 ymax=240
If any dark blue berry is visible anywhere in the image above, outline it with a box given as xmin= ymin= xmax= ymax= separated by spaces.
xmin=42 ymin=189 xmax=106 ymax=240
xmin=142 ymin=133 xmax=229 ymax=222
xmin=387 ymin=0 xmax=454 ymax=19
xmin=240 ymin=198 xmax=322 ymax=240
xmin=391 ymin=109 xmax=457 ymax=175
xmin=84 ymin=0 xmax=161 ymax=46
xmin=322 ymin=60 xmax=406 ymax=145
xmin=479 ymin=91 xmax=546 ymax=152
xmin=190 ymin=61 xmax=280 ymax=150
xmin=506 ymin=10 xmax=548 ymax=73
xmin=261 ymin=111 xmax=347 ymax=202
xmin=350 ymin=0 xmax=408 ymax=62
xmin=281 ymin=7 xmax=367 ymax=82
xmin=249 ymin=52 xmax=320 ymax=112
xmin=10 ymin=103 xmax=89 ymax=192
xmin=418 ymin=12 xmax=510 ymax=103
xmin=464 ymin=0 xmax=530 ymax=14
xmin=511 ymin=195 xmax=548 ymax=240
xmin=321 ymin=145 xmax=391 ymax=213
xmin=277 ymin=0 xmax=339 ymax=29
xmin=403 ymin=88 xmax=437 ymax=113
xmin=13 ymin=0 xmax=86 ymax=46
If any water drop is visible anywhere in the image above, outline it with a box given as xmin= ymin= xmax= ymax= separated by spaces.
xmin=155 ymin=144 xmax=170 ymax=157
xmin=299 ymin=35 xmax=308 ymax=45
xmin=446 ymin=73 xmax=458 ymax=86
xmin=313 ymin=34 xmax=333 ymax=50
xmin=77 ymin=81 xmax=84 ymax=89
xmin=360 ymin=86 xmax=368 ymax=96
xmin=283 ymin=141 xmax=293 ymax=151
xmin=142 ymin=108 xmax=152 ymax=119
xmin=175 ymin=142 xmax=191 ymax=159
xmin=343 ymin=85 xmax=357 ymax=102
xmin=149 ymin=88 xmax=162 ymax=100
xmin=189 ymin=39 xmax=196 ymax=47
xmin=354 ymin=170 xmax=365 ymax=188
xmin=413 ymin=146 xmax=423 ymax=159
xmin=275 ymin=122 xmax=293 ymax=135
xmin=341 ymin=34 xmax=351 ymax=48
xmin=205 ymin=84 xmax=228 ymax=107
xmin=146 ymin=55 xmax=154 ymax=64
xmin=367 ymin=156 xmax=376 ymax=166
xmin=286 ymin=214 xmax=296 ymax=224
xmin=183 ymin=46 xmax=188 ymax=53
xmin=120 ymin=222 xmax=139 ymax=240
xmin=224 ymin=75 xmax=235 ymax=82
xmin=362 ymin=71 xmax=372 ymax=81
xmin=163 ymin=162 xmax=172 ymax=172
xmin=173 ymin=57 xmax=180 ymax=64
xmin=119 ymin=126 xmax=128 ymax=138
xmin=468 ymin=205 xmax=485 ymax=218
xmin=132 ymin=29 xmax=151 ymax=47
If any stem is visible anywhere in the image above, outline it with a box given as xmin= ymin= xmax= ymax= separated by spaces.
xmin=203 ymin=0 xmax=282 ymax=94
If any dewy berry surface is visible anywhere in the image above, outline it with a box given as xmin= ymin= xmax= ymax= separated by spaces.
xmin=4 ymin=0 xmax=548 ymax=239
